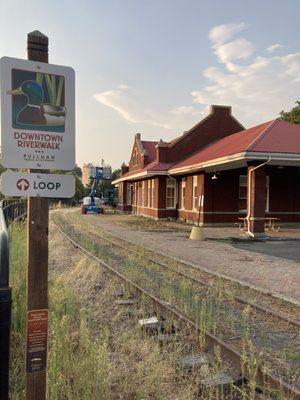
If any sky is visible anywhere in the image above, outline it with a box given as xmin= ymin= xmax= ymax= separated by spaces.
xmin=0 ymin=0 xmax=299 ymax=169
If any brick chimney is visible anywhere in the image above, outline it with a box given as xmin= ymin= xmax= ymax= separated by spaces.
xmin=121 ymin=162 xmax=129 ymax=175
xmin=210 ymin=105 xmax=232 ymax=116
xmin=155 ymin=139 xmax=169 ymax=163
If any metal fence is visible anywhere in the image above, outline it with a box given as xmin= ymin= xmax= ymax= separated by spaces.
xmin=0 ymin=199 xmax=26 ymax=400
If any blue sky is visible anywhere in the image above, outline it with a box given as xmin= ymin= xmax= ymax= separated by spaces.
xmin=0 ymin=0 xmax=299 ymax=169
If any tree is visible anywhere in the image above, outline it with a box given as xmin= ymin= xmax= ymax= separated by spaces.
xmin=72 ymin=165 xmax=82 ymax=178
xmin=280 ymin=101 xmax=300 ymax=124
xmin=73 ymin=176 xmax=85 ymax=203
xmin=99 ymin=169 xmax=120 ymax=203
xmin=53 ymin=166 xmax=84 ymax=205
xmin=0 ymin=163 xmax=4 ymax=200
xmin=111 ymin=169 xmax=121 ymax=180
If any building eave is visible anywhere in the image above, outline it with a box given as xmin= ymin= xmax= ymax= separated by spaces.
xmin=169 ymin=151 xmax=300 ymax=176
xmin=112 ymin=170 xmax=168 ymax=185
xmin=169 ymin=152 xmax=247 ymax=175
xmin=113 ymin=151 xmax=300 ymax=184
xmin=245 ymin=151 xmax=300 ymax=166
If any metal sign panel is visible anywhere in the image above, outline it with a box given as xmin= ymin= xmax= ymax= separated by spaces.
xmin=0 ymin=57 xmax=75 ymax=170
xmin=26 ymin=309 xmax=48 ymax=373
xmin=0 ymin=171 xmax=75 ymax=198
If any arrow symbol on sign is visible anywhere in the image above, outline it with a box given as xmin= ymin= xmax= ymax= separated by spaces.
xmin=16 ymin=178 xmax=30 ymax=191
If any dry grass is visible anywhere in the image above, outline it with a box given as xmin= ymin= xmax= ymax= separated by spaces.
xmin=48 ymin=224 xmax=202 ymax=399
xmin=52 ymin=210 xmax=297 ymax=399
xmin=9 ymin=215 xmax=294 ymax=399
xmin=10 ymin=221 xmax=242 ymax=399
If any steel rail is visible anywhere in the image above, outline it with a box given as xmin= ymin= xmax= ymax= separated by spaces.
xmin=52 ymin=218 xmax=300 ymax=400
xmin=66 ymin=218 xmax=300 ymax=329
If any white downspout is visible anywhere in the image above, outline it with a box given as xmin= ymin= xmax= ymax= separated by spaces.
xmin=246 ymin=156 xmax=271 ymax=237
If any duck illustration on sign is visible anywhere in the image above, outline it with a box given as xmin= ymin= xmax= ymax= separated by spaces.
xmin=8 ymin=69 xmax=66 ymax=132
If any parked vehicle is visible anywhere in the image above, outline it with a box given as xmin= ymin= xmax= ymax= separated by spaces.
xmin=81 ymin=196 xmax=104 ymax=214
xmin=81 ymin=171 xmax=104 ymax=214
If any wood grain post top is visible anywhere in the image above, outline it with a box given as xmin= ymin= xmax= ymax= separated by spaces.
xmin=27 ymin=30 xmax=48 ymax=63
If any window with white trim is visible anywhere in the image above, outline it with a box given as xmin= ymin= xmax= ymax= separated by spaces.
xmin=138 ymin=182 xmax=142 ymax=206
xmin=132 ymin=183 xmax=136 ymax=205
xmin=181 ymin=178 xmax=186 ymax=209
xmin=126 ymin=184 xmax=131 ymax=205
xmin=148 ymin=180 xmax=151 ymax=207
xmin=239 ymin=175 xmax=247 ymax=212
xmin=149 ymin=179 xmax=155 ymax=208
xmin=142 ymin=181 xmax=145 ymax=206
xmin=192 ymin=175 xmax=198 ymax=210
xmin=166 ymin=178 xmax=176 ymax=209
xmin=265 ymin=176 xmax=270 ymax=212
xmin=151 ymin=179 xmax=155 ymax=208
xmin=239 ymin=175 xmax=270 ymax=212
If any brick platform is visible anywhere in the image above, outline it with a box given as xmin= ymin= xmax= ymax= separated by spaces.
xmin=71 ymin=212 xmax=300 ymax=303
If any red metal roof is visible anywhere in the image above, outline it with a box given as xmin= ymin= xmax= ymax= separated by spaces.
xmin=115 ymin=120 xmax=300 ymax=183
xmin=248 ymin=119 xmax=300 ymax=153
xmin=147 ymin=161 xmax=173 ymax=171
xmin=171 ymin=120 xmax=300 ymax=170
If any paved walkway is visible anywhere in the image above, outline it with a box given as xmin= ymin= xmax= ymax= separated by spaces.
xmin=71 ymin=211 xmax=300 ymax=303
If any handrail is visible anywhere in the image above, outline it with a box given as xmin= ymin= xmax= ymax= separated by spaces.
xmin=0 ymin=199 xmax=26 ymax=400
xmin=0 ymin=199 xmax=27 ymax=287
xmin=0 ymin=203 xmax=9 ymax=288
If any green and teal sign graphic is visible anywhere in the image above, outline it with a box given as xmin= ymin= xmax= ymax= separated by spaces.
xmin=10 ymin=69 xmax=65 ymax=132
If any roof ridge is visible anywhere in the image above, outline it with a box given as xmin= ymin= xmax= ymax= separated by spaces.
xmin=247 ymin=120 xmax=277 ymax=151
xmin=172 ymin=124 xmax=250 ymax=166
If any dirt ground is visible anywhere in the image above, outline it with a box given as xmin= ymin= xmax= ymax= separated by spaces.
xmin=63 ymin=209 xmax=300 ymax=304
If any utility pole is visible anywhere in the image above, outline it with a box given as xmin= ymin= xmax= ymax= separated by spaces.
xmin=26 ymin=30 xmax=49 ymax=400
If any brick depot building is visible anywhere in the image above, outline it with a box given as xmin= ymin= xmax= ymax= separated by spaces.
xmin=112 ymin=105 xmax=300 ymax=235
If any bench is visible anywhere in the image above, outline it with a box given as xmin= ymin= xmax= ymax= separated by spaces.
xmin=237 ymin=217 xmax=280 ymax=232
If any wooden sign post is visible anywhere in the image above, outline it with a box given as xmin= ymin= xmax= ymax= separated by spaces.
xmin=26 ymin=30 xmax=49 ymax=400
xmin=0 ymin=31 xmax=75 ymax=399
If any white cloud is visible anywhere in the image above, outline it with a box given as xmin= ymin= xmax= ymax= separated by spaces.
xmin=215 ymin=38 xmax=254 ymax=67
xmin=189 ymin=23 xmax=300 ymax=126
xmin=266 ymin=43 xmax=284 ymax=53
xmin=94 ymin=86 xmax=138 ymax=123
xmin=94 ymin=85 xmax=204 ymax=132
xmin=94 ymin=22 xmax=300 ymax=132
xmin=169 ymin=106 xmax=200 ymax=116
xmin=94 ymin=85 xmax=181 ymax=130
xmin=119 ymin=84 xmax=130 ymax=90
xmin=210 ymin=23 xmax=254 ymax=72
xmin=209 ymin=22 xmax=247 ymax=46
xmin=279 ymin=53 xmax=300 ymax=81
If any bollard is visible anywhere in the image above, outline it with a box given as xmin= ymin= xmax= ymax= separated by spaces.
xmin=189 ymin=225 xmax=205 ymax=240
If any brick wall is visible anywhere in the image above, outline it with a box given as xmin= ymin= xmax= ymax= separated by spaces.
xmin=178 ymin=174 xmax=205 ymax=224
xmin=203 ymin=170 xmax=241 ymax=224
xmin=118 ymin=166 xmax=300 ymax=224
xmin=267 ymin=166 xmax=300 ymax=222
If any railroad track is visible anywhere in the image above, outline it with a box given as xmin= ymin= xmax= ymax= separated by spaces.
xmin=52 ymin=213 xmax=300 ymax=400
xmin=61 ymin=210 xmax=300 ymax=329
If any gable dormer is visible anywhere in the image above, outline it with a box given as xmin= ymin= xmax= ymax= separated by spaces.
xmin=167 ymin=105 xmax=244 ymax=163
xmin=129 ymin=133 xmax=149 ymax=171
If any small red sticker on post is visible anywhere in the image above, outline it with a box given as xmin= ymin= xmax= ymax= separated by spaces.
xmin=26 ymin=309 xmax=49 ymax=373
